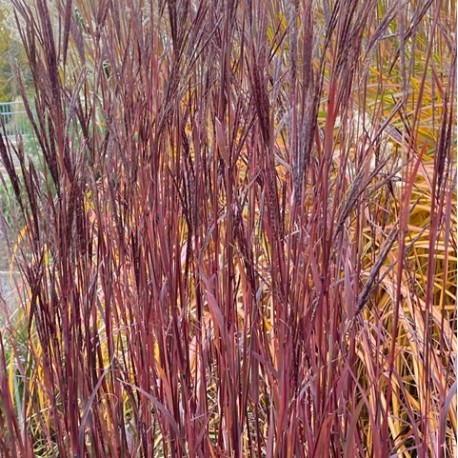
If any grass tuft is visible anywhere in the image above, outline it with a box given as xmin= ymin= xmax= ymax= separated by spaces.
xmin=0 ymin=0 xmax=456 ymax=456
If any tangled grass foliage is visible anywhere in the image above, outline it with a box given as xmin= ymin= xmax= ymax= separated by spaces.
xmin=0 ymin=0 xmax=456 ymax=457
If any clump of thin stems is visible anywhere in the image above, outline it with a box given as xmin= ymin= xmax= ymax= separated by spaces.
xmin=0 ymin=0 xmax=456 ymax=457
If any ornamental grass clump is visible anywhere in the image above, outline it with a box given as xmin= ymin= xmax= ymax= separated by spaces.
xmin=0 ymin=0 xmax=456 ymax=457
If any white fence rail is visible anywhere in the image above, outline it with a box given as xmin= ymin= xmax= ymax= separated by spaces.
xmin=0 ymin=100 xmax=32 ymax=137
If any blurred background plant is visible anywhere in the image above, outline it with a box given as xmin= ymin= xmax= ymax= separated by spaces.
xmin=0 ymin=0 xmax=456 ymax=457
